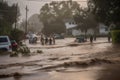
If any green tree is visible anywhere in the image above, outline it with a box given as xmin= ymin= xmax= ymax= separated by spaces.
xmin=88 ymin=0 xmax=120 ymax=28
xmin=88 ymin=0 xmax=120 ymax=43
xmin=0 ymin=1 xmax=20 ymax=35
xmin=10 ymin=29 xmax=24 ymax=43
xmin=39 ymin=0 xmax=80 ymax=35
xmin=74 ymin=8 xmax=98 ymax=36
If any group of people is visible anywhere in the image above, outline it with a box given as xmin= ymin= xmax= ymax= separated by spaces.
xmin=40 ymin=35 xmax=55 ymax=45
xmin=89 ymin=34 xmax=111 ymax=43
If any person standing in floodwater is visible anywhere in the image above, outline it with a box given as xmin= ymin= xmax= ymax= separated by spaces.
xmin=94 ymin=35 xmax=96 ymax=41
xmin=108 ymin=32 xmax=111 ymax=42
xmin=45 ymin=36 xmax=48 ymax=45
xmin=49 ymin=37 xmax=52 ymax=45
xmin=53 ymin=36 xmax=55 ymax=45
xmin=40 ymin=35 xmax=44 ymax=45
xmin=90 ymin=35 xmax=93 ymax=43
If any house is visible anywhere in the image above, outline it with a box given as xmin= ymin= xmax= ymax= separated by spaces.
xmin=64 ymin=19 xmax=108 ymax=36
xmin=99 ymin=23 xmax=109 ymax=35
xmin=64 ymin=19 xmax=78 ymax=36
xmin=65 ymin=19 xmax=77 ymax=29
xmin=65 ymin=19 xmax=94 ymax=36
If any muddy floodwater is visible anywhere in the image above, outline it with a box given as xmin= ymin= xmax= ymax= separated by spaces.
xmin=0 ymin=38 xmax=120 ymax=80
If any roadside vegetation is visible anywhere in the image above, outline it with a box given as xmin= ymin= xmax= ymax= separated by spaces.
xmin=40 ymin=0 xmax=120 ymax=43
xmin=88 ymin=0 xmax=120 ymax=43
xmin=0 ymin=1 xmax=24 ymax=43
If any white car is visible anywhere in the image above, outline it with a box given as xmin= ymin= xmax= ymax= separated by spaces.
xmin=0 ymin=36 xmax=12 ymax=52
xmin=29 ymin=34 xmax=38 ymax=44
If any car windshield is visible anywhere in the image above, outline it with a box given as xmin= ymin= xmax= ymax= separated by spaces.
xmin=0 ymin=37 xmax=8 ymax=43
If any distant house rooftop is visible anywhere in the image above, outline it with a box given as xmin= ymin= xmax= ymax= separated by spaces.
xmin=64 ymin=19 xmax=77 ymax=29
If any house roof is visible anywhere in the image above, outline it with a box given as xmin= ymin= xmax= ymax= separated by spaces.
xmin=64 ymin=18 xmax=75 ymax=23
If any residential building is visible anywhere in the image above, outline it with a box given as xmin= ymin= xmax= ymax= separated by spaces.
xmin=99 ymin=23 xmax=109 ymax=35
xmin=65 ymin=19 xmax=108 ymax=36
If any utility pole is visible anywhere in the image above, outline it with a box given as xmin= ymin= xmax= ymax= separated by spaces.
xmin=15 ymin=3 xmax=18 ymax=29
xmin=25 ymin=5 xmax=29 ymax=34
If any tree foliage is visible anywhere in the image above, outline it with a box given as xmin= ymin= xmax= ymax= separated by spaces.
xmin=39 ymin=0 xmax=80 ymax=35
xmin=74 ymin=8 xmax=98 ymax=34
xmin=0 ymin=1 xmax=20 ymax=35
xmin=88 ymin=0 xmax=120 ymax=28
xmin=10 ymin=29 xmax=24 ymax=43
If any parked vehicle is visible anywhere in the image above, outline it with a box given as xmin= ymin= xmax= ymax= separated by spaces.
xmin=29 ymin=34 xmax=38 ymax=44
xmin=26 ymin=34 xmax=30 ymax=39
xmin=54 ymin=34 xmax=64 ymax=39
xmin=0 ymin=36 xmax=12 ymax=52
xmin=75 ymin=36 xmax=87 ymax=43
xmin=11 ymin=40 xmax=18 ymax=51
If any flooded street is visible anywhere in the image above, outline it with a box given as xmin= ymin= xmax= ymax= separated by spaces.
xmin=1 ymin=0 xmax=120 ymax=79
xmin=0 ymin=38 xmax=120 ymax=80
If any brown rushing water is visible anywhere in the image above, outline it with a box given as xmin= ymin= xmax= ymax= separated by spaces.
xmin=0 ymin=38 xmax=120 ymax=80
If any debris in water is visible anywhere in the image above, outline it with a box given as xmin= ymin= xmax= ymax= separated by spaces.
xmin=36 ymin=50 xmax=43 ymax=54
xmin=13 ymin=72 xmax=22 ymax=78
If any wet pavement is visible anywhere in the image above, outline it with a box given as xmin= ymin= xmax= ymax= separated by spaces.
xmin=0 ymin=38 xmax=120 ymax=80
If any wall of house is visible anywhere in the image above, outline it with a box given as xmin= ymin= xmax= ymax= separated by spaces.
xmin=72 ymin=29 xmax=81 ymax=36
xmin=87 ymin=29 xmax=94 ymax=35
xmin=65 ymin=22 xmax=77 ymax=29
xmin=99 ymin=23 xmax=108 ymax=35
xmin=65 ymin=20 xmax=108 ymax=36
xmin=72 ymin=28 xmax=94 ymax=36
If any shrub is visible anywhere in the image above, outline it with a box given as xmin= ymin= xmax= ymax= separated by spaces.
xmin=17 ymin=46 xmax=30 ymax=56
xmin=10 ymin=29 xmax=24 ymax=43
xmin=36 ymin=50 xmax=43 ymax=54
xmin=0 ymin=20 xmax=12 ymax=36
xmin=111 ymin=30 xmax=120 ymax=43
xmin=10 ymin=52 xmax=18 ymax=57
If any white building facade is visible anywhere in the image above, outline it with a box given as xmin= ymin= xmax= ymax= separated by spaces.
xmin=65 ymin=20 xmax=108 ymax=36
xmin=99 ymin=23 xmax=109 ymax=35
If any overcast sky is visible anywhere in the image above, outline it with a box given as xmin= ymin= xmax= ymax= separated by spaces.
xmin=4 ymin=0 xmax=87 ymax=22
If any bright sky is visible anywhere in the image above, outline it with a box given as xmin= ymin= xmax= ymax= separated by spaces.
xmin=5 ymin=0 xmax=87 ymax=22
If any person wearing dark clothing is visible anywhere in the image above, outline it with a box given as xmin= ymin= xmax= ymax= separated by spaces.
xmin=49 ymin=38 xmax=52 ymax=45
xmin=108 ymin=36 xmax=111 ymax=42
xmin=45 ymin=37 xmax=48 ymax=45
xmin=33 ymin=37 xmax=37 ymax=43
xmin=108 ymin=32 xmax=111 ymax=42
xmin=53 ymin=36 xmax=55 ymax=45
xmin=90 ymin=35 xmax=93 ymax=43
xmin=40 ymin=36 xmax=44 ymax=45
xmin=94 ymin=35 xmax=96 ymax=41
xmin=108 ymin=35 xmax=111 ymax=42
